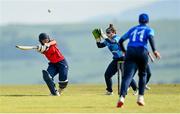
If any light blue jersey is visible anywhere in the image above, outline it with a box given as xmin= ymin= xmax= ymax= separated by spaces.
xmin=121 ymin=24 xmax=154 ymax=50
xmin=102 ymin=35 xmax=123 ymax=59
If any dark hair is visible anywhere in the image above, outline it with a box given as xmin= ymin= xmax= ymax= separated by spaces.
xmin=39 ymin=33 xmax=50 ymax=45
xmin=106 ymin=24 xmax=116 ymax=34
xmin=139 ymin=13 xmax=149 ymax=24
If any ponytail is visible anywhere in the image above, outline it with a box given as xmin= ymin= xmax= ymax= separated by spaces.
xmin=106 ymin=24 xmax=116 ymax=34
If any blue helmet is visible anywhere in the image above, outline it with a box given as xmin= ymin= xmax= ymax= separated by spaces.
xmin=139 ymin=13 xmax=149 ymax=24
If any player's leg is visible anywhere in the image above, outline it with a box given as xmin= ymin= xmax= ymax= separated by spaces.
xmin=117 ymin=60 xmax=137 ymax=107
xmin=120 ymin=60 xmax=137 ymax=97
xmin=104 ymin=60 xmax=118 ymax=95
xmin=43 ymin=63 xmax=58 ymax=95
xmin=57 ymin=59 xmax=69 ymax=94
xmin=117 ymin=47 xmax=137 ymax=108
xmin=130 ymin=79 xmax=138 ymax=95
xmin=120 ymin=62 xmax=138 ymax=94
xmin=137 ymin=58 xmax=148 ymax=95
xmin=146 ymin=64 xmax=151 ymax=84
xmin=145 ymin=64 xmax=151 ymax=90
xmin=137 ymin=48 xmax=148 ymax=106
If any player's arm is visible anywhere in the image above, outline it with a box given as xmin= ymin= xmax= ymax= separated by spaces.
xmin=37 ymin=40 xmax=56 ymax=53
xmin=104 ymin=38 xmax=117 ymax=44
xmin=96 ymin=41 xmax=106 ymax=48
xmin=148 ymin=36 xmax=161 ymax=59
xmin=46 ymin=40 xmax=56 ymax=46
xmin=119 ymin=33 xmax=129 ymax=53
xmin=43 ymin=40 xmax=56 ymax=49
xmin=148 ymin=29 xmax=161 ymax=59
xmin=148 ymin=36 xmax=156 ymax=52
xmin=49 ymin=40 xmax=56 ymax=45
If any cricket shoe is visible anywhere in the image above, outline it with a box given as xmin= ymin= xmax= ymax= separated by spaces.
xmin=137 ymin=95 xmax=145 ymax=106
xmin=133 ymin=90 xmax=138 ymax=96
xmin=105 ymin=91 xmax=113 ymax=95
xmin=58 ymin=88 xmax=64 ymax=95
xmin=50 ymin=91 xmax=60 ymax=96
xmin=117 ymin=96 xmax=125 ymax=108
xmin=145 ymin=85 xmax=151 ymax=90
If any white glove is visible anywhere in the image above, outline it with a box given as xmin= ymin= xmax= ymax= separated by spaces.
xmin=37 ymin=45 xmax=49 ymax=53
xmin=95 ymin=38 xmax=101 ymax=42
xmin=100 ymin=29 xmax=108 ymax=39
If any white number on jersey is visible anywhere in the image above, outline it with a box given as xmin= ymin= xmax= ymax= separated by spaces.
xmin=131 ymin=29 xmax=145 ymax=42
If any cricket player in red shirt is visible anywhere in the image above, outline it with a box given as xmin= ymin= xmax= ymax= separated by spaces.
xmin=37 ymin=33 xmax=68 ymax=96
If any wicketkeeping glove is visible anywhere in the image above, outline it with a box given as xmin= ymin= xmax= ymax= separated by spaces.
xmin=92 ymin=28 xmax=101 ymax=40
xmin=100 ymin=29 xmax=108 ymax=39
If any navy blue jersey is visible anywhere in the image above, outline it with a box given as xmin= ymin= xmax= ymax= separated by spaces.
xmin=98 ymin=35 xmax=123 ymax=59
xmin=121 ymin=24 xmax=154 ymax=50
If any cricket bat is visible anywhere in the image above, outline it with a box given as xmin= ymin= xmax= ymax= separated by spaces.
xmin=148 ymin=52 xmax=155 ymax=62
xmin=16 ymin=45 xmax=38 ymax=50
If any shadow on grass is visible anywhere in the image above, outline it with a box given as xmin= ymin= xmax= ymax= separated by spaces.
xmin=0 ymin=94 xmax=48 ymax=97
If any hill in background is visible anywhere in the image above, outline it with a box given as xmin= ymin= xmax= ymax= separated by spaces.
xmin=88 ymin=1 xmax=180 ymax=23
xmin=0 ymin=19 xmax=180 ymax=85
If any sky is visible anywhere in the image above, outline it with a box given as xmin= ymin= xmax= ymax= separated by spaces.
xmin=0 ymin=0 xmax=157 ymax=25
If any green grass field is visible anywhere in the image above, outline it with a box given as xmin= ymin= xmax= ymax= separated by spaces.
xmin=0 ymin=84 xmax=180 ymax=113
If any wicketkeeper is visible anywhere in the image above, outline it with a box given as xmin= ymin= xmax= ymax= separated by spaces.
xmin=37 ymin=33 xmax=68 ymax=96
xmin=92 ymin=24 xmax=138 ymax=95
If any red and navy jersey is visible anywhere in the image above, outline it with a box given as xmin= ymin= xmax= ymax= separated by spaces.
xmin=43 ymin=44 xmax=64 ymax=63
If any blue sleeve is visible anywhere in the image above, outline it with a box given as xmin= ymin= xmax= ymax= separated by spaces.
xmin=148 ymin=28 xmax=156 ymax=52
xmin=103 ymin=40 xmax=108 ymax=46
xmin=121 ymin=27 xmax=135 ymax=40
xmin=104 ymin=38 xmax=116 ymax=44
xmin=114 ymin=36 xmax=121 ymax=43
xmin=119 ymin=33 xmax=128 ymax=53
xmin=148 ymin=36 xmax=156 ymax=52
xmin=118 ymin=29 xmax=132 ymax=52
xmin=148 ymin=28 xmax=155 ymax=37
xmin=121 ymin=32 xmax=129 ymax=41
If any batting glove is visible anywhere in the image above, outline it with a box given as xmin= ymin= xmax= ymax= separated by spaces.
xmin=37 ymin=45 xmax=48 ymax=53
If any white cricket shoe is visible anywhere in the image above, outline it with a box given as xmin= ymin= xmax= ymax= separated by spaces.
xmin=58 ymin=88 xmax=64 ymax=95
xmin=50 ymin=91 xmax=60 ymax=96
xmin=133 ymin=90 xmax=138 ymax=96
xmin=105 ymin=91 xmax=113 ymax=95
xmin=145 ymin=85 xmax=151 ymax=90
xmin=137 ymin=95 xmax=145 ymax=106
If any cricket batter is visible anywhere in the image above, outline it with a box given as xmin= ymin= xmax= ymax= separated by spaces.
xmin=95 ymin=24 xmax=138 ymax=95
xmin=37 ymin=33 xmax=68 ymax=96
xmin=117 ymin=13 xmax=161 ymax=107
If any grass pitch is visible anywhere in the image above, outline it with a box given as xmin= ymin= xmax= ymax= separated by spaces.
xmin=0 ymin=84 xmax=180 ymax=113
